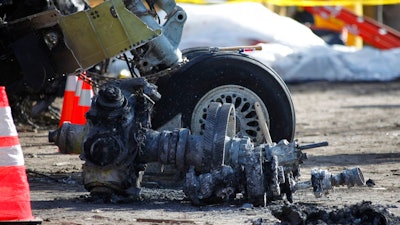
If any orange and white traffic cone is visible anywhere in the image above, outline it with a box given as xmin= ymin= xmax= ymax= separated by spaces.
xmin=0 ymin=86 xmax=41 ymax=224
xmin=72 ymin=76 xmax=83 ymax=119
xmin=58 ymin=75 xmax=78 ymax=127
xmin=71 ymin=77 xmax=93 ymax=125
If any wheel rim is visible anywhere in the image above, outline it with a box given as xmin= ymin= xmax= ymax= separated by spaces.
xmin=191 ymin=85 xmax=270 ymax=144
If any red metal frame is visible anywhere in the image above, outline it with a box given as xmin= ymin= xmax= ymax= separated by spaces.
xmin=304 ymin=6 xmax=400 ymax=49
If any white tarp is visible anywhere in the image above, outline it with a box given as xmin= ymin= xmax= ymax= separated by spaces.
xmin=179 ymin=2 xmax=400 ymax=82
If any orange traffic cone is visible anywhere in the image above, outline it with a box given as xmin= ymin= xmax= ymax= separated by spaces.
xmin=72 ymin=76 xmax=83 ymax=118
xmin=0 ymin=86 xmax=41 ymax=224
xmin=71 ymin=77 xmax=93 ymax=125
xmin=58 ymin=75 xmax=78 ymax=127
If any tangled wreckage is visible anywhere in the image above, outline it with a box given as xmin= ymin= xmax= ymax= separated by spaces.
xmin=1 ymin=0 xmax=365 ymax=205
xmin=50 ymin=78 xmax=365 ymax=205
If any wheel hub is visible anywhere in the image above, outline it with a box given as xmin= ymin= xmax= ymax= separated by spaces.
xmin=191 ymin=85 xmax=270 ymax=144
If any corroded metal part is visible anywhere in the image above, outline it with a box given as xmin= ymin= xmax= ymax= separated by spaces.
xmin=48 ymin=122 xmax=85 ymax=154
xmin=49 ymin=79 xmax=365 ymax=205
xmin=264 ymin=139 xmax=307 ymax=171
xmin=310 ymin=167 xmax=365 ymax=198
xmin=292 ymin=167 xmax=365 ymax=198
xmin=184 ymin=165 xmax=237 ymax=205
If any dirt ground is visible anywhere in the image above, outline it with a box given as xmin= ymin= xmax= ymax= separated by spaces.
xmin=19 ymin=81 xmax=400 ymax=225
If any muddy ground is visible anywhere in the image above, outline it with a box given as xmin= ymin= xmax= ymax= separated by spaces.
xmin=19 ymin=81 xmax=400 ymax=225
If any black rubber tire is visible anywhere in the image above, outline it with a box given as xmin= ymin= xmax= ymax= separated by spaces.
xmin=181 ymin=47 xmax=210 ymax=60
xmin=153 ymin=50 xmax=295 ymax=143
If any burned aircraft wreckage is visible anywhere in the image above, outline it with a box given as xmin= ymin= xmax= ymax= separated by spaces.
xmin=2 ymin=0 xmax=364 ymax=204
xmin=49 ymin=78 xmax=365 ymax=205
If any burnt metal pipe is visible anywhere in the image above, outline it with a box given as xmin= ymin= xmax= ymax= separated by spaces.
xmin=48 ymin=78 xmax=366 ymax=205
xmin=294 ymin=167 xmax=365 ymax=197
xmin=48 ymin=122 xmax=85 ymax=154
xmin=140 ymin=128 xmax=204 ymax=171
xmin=298 ymin=141 xmax=329 ymax=150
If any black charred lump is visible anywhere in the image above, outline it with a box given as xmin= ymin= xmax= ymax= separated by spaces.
xmin=97 ymin=85 xmax=125 ymax=109
xmin=270 ymin=201 xmax=400 ymax=225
